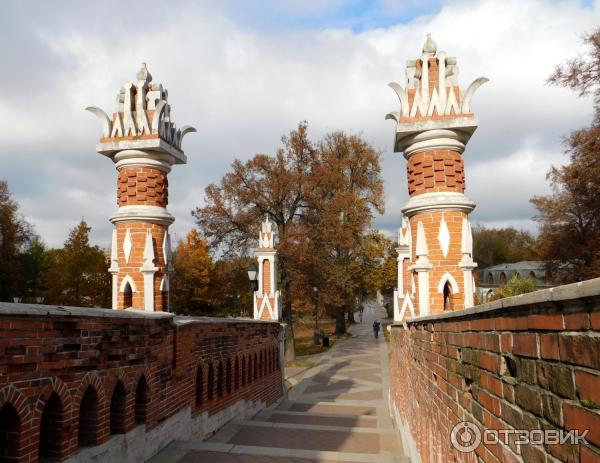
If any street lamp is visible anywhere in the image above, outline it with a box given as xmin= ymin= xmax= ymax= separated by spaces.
xmin=247 ymin=263 xmax=258 ymax=291
xmin=247 ymin=263 xmax=259 ymax=316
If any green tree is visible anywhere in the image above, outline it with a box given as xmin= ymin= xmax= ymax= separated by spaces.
xmin=44 ymin=220 xmax=110 ymax=307
xmin=492 ymin=274 xmax=537 ymax=300
xmin=472 ymin=225 xmax=538 ymax=269
xmin=531 ymin=28 xmax=600 ymax=282
xmin=0 ymin=181 xmax=37 ymax=301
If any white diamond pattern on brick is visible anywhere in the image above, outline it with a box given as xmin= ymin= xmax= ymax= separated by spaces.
xmin=438 ymin=216 xmax=450 ymax=258
xmin=123 ymin=229 xmax=132 ymax=263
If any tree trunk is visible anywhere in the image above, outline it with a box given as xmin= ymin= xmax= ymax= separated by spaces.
xmin=280 ymin=265 xmax=296 ymax=362
xmin=335 ymin=306 xmax=346 ymax=335
xmin=347 ymin=300 xmax=356 ymax=324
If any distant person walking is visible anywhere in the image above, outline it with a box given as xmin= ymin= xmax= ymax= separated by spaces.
xmin=372 ymin=320 xmax=381 ymax=339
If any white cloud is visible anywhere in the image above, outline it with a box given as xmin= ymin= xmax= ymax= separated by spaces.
xmin=0 ymin=0 xmax=597 ymax=248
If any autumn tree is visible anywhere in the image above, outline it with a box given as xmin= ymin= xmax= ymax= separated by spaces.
xmin=350 ymin=230 xmax=396 ymax=303
xmin=194 ymin=123 xmax=384 ymax=355
xmin=472 ymin=225 xmax=538 ymax=269
xmin=195 ymin=122 xmax=317 ymax=360
xmin=0 ymin=181 xmax=38 ymax=301
xmin=531 ymin=28 xmax=600 ymax=282
xmin=170 ymin=229 xmax=212 ymax=314
xmin=44 ymin=220 xmax=110 ymax=307
xmin=305 ymin=131 xmax=384 ymax=333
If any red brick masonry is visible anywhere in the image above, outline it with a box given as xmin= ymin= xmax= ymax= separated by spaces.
xmin=390 ymin=278 xmax=600 ymax=463
xmin=0 ymin=304 xmax=283 ymax=462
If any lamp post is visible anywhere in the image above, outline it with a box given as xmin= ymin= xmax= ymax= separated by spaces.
xmin=313 ymin=286 xmax=320 ymax=345
xmin=247 ymin=263 xmax=258 ymax=316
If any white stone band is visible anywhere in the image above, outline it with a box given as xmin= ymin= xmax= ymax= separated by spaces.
xmin=113 ymin=150 xmax=176 ymax=173
xmin=402 ymin=191 xmax=476 ymax=217
xmin=110 ymin=205 xmax=174 ymax=225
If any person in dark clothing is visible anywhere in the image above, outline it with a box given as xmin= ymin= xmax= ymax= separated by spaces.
xmin=372 ymin=320 xmax=381 ymax=339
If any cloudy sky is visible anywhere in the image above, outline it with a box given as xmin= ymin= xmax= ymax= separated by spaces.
xmin=0 ymin=0 xmax=597 ymax=248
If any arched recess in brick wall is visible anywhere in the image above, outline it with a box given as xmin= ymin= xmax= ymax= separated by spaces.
xmin=487 ymin=272 xmax=494 ymax=285
xmin=0 ymin=386 xmax=30 ymax=461
xmin=207 ymin=364 xmax=215 ymax=400
xmin=443 ymin=282 xmax=453 ymax=311
xmin=78 ymin=386 xmax=100 ymax=447
xmin=195 ymin=367 xmax=203 ymax=407
xmin=271 ymin=347 xmax=275 ymax=373
xmin=135 ymin=376 xmax=149 ymax=425
xmin=110 ymin=381 xmax=127 ymax=435
xmin=241 ymin=356 xmax=247 ymax=386
xmin=276 ymin=347 xmax=280 ymax=370
xmin=248 ymin=355 xmax=253 ymax=384
xmin=261 ymin=350 xmax=266 ymax=377
xmin=529 ymin=271 xmax=536 ymax=279
xmin=499 ymin=272 xmax=507 ymax=285
xmin=234 ymin=357 xmax=240 ymax=390
xmin=226 ymin=358 xmax=232 ymax=394
xmin=217 ymin=361 xmax=225 ymax=398
xmin=39 ymin=392 xmax=65 ymax=461
xmin=253 ymin=352 xmax=259 ymax=381
xmin=0 ymin=402 xmax=21 ymax=461
xmin=35 ymin=377 xmax=72 ymax=461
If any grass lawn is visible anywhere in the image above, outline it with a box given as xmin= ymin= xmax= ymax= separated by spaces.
xmin=293 ymin=314 xmax=349 ymax=356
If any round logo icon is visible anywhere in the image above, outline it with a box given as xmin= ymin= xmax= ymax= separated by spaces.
xmin=450 ymin=421 xmax=481 ymax=453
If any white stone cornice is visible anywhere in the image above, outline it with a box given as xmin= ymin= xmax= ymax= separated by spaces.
xmin=113 ymin=149 xmax=175 ymax=172
xmin=110 ymin=205 xmax=174 ymax=226
xmin=397 ymin=125 xmax=476 ymax=158
xmin=402 ymin=191 xmax=475 ymax=217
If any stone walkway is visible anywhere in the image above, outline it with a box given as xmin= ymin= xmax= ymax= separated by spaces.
xmin=151 ymin=302 xmax=408 ymax=463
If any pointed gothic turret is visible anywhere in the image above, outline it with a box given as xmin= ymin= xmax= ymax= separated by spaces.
xmin=253 ymin=216 xmax=280 ymax=320
xmin=387 ymin=35 xmax=486 ymax=320
xmin=87 ymin=63 xmax=195 ymax=311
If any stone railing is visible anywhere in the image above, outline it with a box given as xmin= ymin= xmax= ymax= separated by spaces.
xmin=389 ymin=278 xmax=600 ymax=463
xmin=0 ymin=304 xmax=284 ymax=462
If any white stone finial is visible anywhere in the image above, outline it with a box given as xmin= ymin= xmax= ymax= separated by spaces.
xmin=422 ymin=34 xmax=437 ymax=55
xmin=259 ymin=215 xmax=274 ymax=248
xmin=136 ymin=63 xmax=152 ymax=83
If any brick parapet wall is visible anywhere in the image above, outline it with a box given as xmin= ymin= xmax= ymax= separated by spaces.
xmin=389 ymin=278 xmax=600 ymax=463
xmin=0 ymin=304 xmax=283 ymax=462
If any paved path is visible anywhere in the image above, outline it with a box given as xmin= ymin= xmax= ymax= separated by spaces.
xmin=151 ymin=302 xmax=408 ymax=463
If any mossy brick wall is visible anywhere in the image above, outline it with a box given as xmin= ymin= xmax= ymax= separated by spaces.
xmin=0 ymin=304 xmax=282 ymax=462
xmin=390 ymin=278 xmax=600 ymax=463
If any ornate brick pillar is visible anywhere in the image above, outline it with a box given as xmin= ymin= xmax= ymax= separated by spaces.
xmin=387 ymin=35 xmax=486 ymax=317
xmin=87 ymin=63 xmax=195 ymax=311
xmin=253 ymin=216 xmax=280 ymax=321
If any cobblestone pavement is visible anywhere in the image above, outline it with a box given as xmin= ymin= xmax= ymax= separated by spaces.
xmin=151 ymin=302 xmax=408 ymax=463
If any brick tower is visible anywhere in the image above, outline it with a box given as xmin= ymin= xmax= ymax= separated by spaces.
xmin=87 ymin=63 xmax=195 ymax=312
xmin=253 ymin=216 xmax=280 ymax=321
xmin=387 ymin=35 xmax=487 ymax=319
